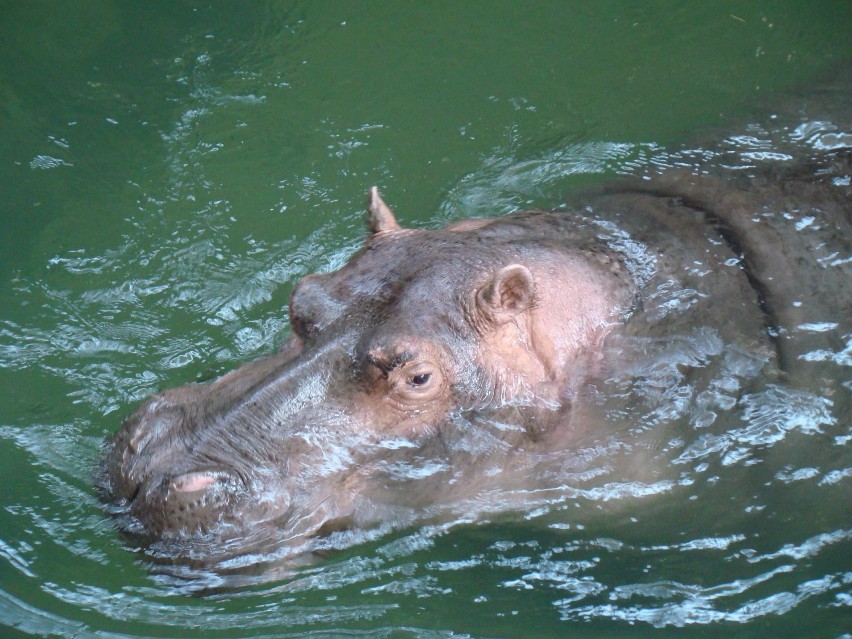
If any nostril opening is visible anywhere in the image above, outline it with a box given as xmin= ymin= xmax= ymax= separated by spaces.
xmin=127 ymin=428 xmax=149 ymax=454
xmin=125 ymin=405 xmax=183 ymax=454
xmin=171 ymin=471 xmax=218 ymax=494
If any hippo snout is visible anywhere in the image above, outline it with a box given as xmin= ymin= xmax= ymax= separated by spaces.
xmin=106 ymin=398 xmax=253 ymax=536
xmin=128 ymin=468 xmax=244 ymax=536
xmin=103 ymin=368 xmax=308 ymax=540
xmin=107 ymin=400 xmax=185 ymax=501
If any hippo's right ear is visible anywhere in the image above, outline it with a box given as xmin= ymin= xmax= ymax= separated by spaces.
xmin=476 ymin=264 xmax=535 ymax=326
xmin=368 ymin=187 xmax=402 ymax=234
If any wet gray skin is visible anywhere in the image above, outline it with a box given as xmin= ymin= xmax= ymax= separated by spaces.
xmin=102 ymin=151 xmax=850 ymax=566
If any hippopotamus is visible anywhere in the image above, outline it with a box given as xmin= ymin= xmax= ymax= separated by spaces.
xmin=102 ymin=149 xmax=850 ymax=568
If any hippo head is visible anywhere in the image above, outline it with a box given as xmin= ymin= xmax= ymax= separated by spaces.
xmin=103 ymin=189 xmax=634 ymax=562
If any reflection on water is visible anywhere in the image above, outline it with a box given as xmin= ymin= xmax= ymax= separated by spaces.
xmin=1 ymin=2 xmax=851 ymax=638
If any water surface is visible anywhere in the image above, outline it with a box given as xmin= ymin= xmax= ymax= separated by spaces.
xmin=0 ymin=2 xmax=850 ymax=637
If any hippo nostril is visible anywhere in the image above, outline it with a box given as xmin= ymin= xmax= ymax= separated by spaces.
xmin=125 ymin=405 xmax=183 ymax=455
xmin=170 ymin=471 xmax=220 ymax=495
xmin=127 ymin=428 xmax=150 ymax=454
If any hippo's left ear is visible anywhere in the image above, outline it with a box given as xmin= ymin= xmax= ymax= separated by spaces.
xmin=476 ymin=264 xmax=535 ymax=326
xmin=368 ymin=187 xmax=402 ymax=234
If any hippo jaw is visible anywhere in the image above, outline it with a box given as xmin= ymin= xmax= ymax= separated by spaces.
xmin=102 ymin=190 xmax=634 ymax=561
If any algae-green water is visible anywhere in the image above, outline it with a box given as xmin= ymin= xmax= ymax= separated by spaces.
xmin=1 ymin=2 xmax=850 ymax=637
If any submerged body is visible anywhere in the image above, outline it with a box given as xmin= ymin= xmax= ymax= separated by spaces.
xmin=103 ymin=152 xmax=850 ymax=567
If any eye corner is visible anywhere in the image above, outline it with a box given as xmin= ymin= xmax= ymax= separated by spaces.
xmin=364 ymin=350 xmax=392 ymax=377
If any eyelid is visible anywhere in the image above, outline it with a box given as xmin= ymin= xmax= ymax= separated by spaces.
xmin=366 ymin=350 xmax=415 ymax=375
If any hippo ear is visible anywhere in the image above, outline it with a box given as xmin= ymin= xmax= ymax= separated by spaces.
xmin=476 ymin=264 xmax=535 ymax=326
xmin=368 ymin=187 xmax=402 ymax=234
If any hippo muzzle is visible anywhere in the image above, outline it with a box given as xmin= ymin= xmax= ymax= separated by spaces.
xmin=105 ymin=337 xmax=348 ymax=541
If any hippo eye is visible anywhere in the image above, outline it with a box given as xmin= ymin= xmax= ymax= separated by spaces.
xmin=410 ymin=372 xmax=431 ymax=387
xmin=389 ymin=361 xmax=442 ymax=404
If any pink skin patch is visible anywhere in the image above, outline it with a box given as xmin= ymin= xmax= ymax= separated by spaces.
xmin=171 ymin=472 xmax=217 ymax=493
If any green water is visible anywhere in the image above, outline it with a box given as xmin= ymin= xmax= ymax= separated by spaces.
xmin=1 ymin=2 xmax=850 ymax=638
